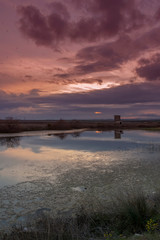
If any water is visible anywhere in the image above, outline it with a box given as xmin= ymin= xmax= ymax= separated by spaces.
xmin=0 ymin=130 xmax=160 ymax=229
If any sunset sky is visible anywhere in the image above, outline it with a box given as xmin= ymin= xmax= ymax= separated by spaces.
xmin=1 ymin=0 xmax=160 ymax=119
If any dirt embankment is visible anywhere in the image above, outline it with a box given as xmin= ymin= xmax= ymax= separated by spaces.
xmin=0 ymin=119 xmax=160 ymax=133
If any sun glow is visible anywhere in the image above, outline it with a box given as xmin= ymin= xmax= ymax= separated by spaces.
xmin=94 ymin=112 xmax=102 ymax=114
xmin=65 ymin=82 xmax=120 ymax=93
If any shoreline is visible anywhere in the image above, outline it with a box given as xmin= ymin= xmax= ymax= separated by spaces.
xmin=0 ymin=128 xmax=87 ymax=137
xmin=0 ymin=119 xmax=160 ymax=133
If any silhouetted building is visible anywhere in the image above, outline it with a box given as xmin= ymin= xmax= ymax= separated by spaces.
xmin=114 ymin=115 xmax=122 ymax=125
xmin=114 ymin=115 xmax=121 ymax=122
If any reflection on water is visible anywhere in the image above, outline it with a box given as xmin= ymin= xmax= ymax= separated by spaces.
xmin=51 ymin=131 xmax=82 ymax=140
xmin=0 ymin=130 xmax=160 ymax=230
xmin=0 ymin=130 xmax=160 ymax=188
xmin=0 ymin=136 xmax=20 ymax=148
xmin=114 ymin=130 xmax=123 ymax=139
xmin=54 ymin=133 xmax=68 ymax=140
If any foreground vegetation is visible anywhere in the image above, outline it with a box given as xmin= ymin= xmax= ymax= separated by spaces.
xmin=1 ymin=190 xmax=160 ymax=239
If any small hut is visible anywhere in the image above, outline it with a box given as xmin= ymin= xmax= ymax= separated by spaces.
xmin=114 ymin=115 xmax=122 ymax=125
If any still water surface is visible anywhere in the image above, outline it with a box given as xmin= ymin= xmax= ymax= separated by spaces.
xmin=0 ymin=130 xmax=160 ymax=229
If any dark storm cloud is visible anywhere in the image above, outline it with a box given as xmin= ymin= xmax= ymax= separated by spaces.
xmin=53 ymin=73 xmax=71 ymax=79
xmin=78 ymin=78 xmax=103 ymax=85
xmin=74 ymin=36 xmax=131 ymax=74
xmin=18 ymin=0 xmax=146 ymax=47
xmin=136 ymin=54 xmax=160 ymax=81
xmin=0 ymin=89 xmax=31 ymax=110
xmin=18 ymin=5 xmax=53 ymax=46
xmin=155 ymin=7 xmax=160 ymax=19
xmin=54 ymin=36 xmax=133 ymax=77
xmin=64 ymin=83 xmax=160 ymax=104
xmin=25 ymin=75 xmax=32 ymax=78
xmin=48 ymin=2 xmax=70 ymax=19
xmin=55 ymin=27 xmax=160 ymax=76
xmin=89 ymin=0 xmax=145 ymax=34
xmin=49 ymin=76 xmax=103 ymax=85
xmin=77 ymin=24 xmax=160 ymax=75
xmin=17 ymin=0 xmax=160 ymax=81
xmin=28 ymin=82 xmax=160 ymax=106
xmin=1 ymin=82 xmax=160 ymax=119
xmin=0 ymin=88 xmax=40 ymax=108
xmin=1 ymin=82 xmax=160 ymax=111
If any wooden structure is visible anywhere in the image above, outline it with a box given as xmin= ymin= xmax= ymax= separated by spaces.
xmin=114 ymin=115 xmax=121 ymax=122
xmin=114 ymin=115 xmax=122 ymax=125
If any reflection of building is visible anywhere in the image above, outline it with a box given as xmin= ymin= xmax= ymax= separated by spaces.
xmin=114 ymin=115 xmax=122 ymax=125
xmin=114 ymin=130 xmax=123 ymax=139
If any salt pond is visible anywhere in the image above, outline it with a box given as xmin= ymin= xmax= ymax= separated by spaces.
xmin=0 ymin=130 xmax=160 ymax=230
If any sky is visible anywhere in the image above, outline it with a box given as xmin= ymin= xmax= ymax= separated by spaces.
xmin=1 ymin=0 xmax=160 ymax=120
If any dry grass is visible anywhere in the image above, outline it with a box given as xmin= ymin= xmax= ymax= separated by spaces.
xmin=1 ymin=190 xmax=160 ymax=240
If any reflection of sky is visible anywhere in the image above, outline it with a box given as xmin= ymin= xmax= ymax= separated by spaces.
xmin=13 ymin=130 xmax=160 ymax=153
xmin=0 ymin=130 xmax=160 ymax=154
xmin=0 ymin=130 xmax=160 ymax=187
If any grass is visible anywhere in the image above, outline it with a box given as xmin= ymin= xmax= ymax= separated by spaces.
xmin=110 ymin=192 xmax=155 ymax=233
xmin=1 ymin=190 xmax=160 ymax=239
xmin=117 ymin=232 xmax=160 ymax=239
